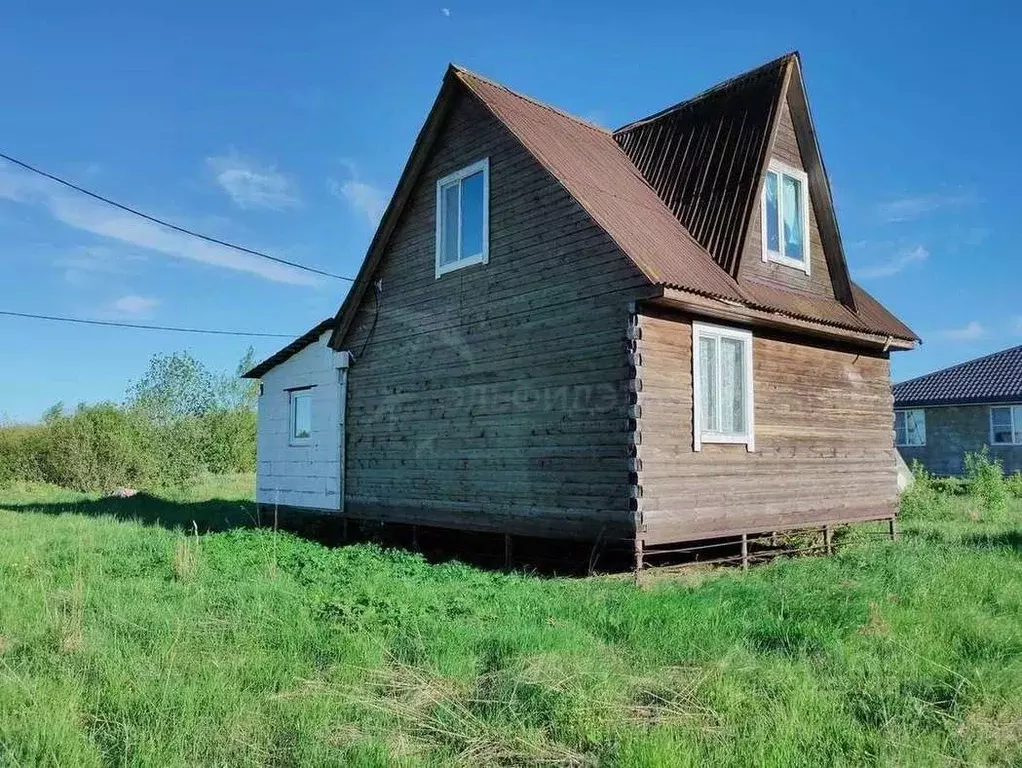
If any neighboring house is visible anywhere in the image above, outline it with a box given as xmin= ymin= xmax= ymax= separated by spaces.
xmin=244 ymin=52 xmax=917 ymax=567
xmin=893 ymin=345 xmax=1022 ymax=476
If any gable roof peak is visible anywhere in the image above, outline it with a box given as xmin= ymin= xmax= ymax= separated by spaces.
xmin=450 ymin=64 xmax=612 ymax=135
xmin=614 ymin=51 xmax=799 ymax=135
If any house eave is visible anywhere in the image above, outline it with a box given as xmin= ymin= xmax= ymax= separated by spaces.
xmin=653 ymin=287 xmax=916 ymax=351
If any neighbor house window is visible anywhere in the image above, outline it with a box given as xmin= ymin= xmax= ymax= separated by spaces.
xmin=436 ymin=158 xmax=489 ymax=277
xmin=290 ymin=390 xmax=312 ymax=444
xmin=990 ymin=405 xmax=1022 ymax=445
xmin=692 ymin=322 xmax=754 ymax=451
xmin=894 ymin=409 xmax=926 ymax=447
xmin=762 ymin=159 xmax=810 ymax=274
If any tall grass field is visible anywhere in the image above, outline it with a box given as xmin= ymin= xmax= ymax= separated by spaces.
xmin=1 ymin=472 xmax=1021 ymax=766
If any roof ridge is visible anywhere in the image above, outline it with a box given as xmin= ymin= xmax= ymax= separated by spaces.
xmin=450 ymin=64 xmax=612 ymax=135
xmin=613 ymin=51 xmax=797 ymax=134
xmin=894 ymin=343 xmax=1022 ymax=387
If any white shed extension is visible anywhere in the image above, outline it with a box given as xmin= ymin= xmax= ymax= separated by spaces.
xmin=243 ymin=319 xmax=347 ymax=512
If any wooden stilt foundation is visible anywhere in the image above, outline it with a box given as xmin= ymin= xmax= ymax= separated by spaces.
xmin=503 ymin=533 xmax=513 ymax=570
xmin=741 ymin=533 xmax=749 ymax=571
xmin=824 ymin=525 xmax=833 ymax=555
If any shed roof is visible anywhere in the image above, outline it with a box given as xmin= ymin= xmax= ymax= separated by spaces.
xmin=894 ymin=345 xmax=1022 ymax=407
xmin=243 ymin=318 xmax=335 ymax=379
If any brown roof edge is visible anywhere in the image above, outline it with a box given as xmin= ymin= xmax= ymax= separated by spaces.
xmin=613 ymin=51 xmax=799 ymax=135
xmin=243 ymin=318 xmax=336 ymax=379
xmin=655 ymin=287 xmax=917 ymax=350
xmin=327 ymin=67 xmax=461 ymax=350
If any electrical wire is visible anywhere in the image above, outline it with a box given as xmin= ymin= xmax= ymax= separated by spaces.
xmin=0 ymin=151 xmax=355 ymax=282
xmin=0 ymin=309 xmax=297 ymax=338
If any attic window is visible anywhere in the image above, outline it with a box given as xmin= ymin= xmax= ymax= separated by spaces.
xmin=436 ymin=158 xmax=489 ymax=277
xmin=762 ymin=160 xmax=810 ymax=274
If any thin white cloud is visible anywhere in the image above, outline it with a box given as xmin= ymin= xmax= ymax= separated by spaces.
xmin=57 ymin=245 xmax=146 ymax=286
xmin=857 ymin=245 xmax=929 ymax=279
xmin=876 ymin=190 xmax=976 ymax=223
xmin=109 ymin=295 xmax=160 ymax=318
xmin=1013 ymin=316 xmax=1022 ymax=335
xmin=441 ymin=7 xmax=451 ymax=16
xmin=329 ymin=177 xmax=388 ymax=226
xmin=207 ymin=153 xmax=300 ymax=210
xmin=935 ymin=321 xmax=985 ymax=341
xmin=0 ymin=161 xmax=318 ymax=285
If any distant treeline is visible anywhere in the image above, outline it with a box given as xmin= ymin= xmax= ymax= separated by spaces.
xmin=0 ymin=351 xmax=258 ymax=492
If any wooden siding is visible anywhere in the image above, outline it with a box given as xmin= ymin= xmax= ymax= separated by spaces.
xmin=336 ymin=90 xmax=650 ymax=541
xmin=634 ymin=306 xmax=897 ymax=545
xmin=738 ymin=87 xmax=838 ymax=299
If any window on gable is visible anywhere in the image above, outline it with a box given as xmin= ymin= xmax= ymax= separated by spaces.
xmin=436 ymin=158 xmax=489 ymax=277
xmin=990 ymin=406 xmax=1022 ymax=445
xmin=894 ymin=409 xmax=926 ymax=447
xmin=762 ymin=160 xmax=809 ymax=274
xmin=290 ymin=390 xmax=312 ymax=444
xmin=692 ymin=322 xmax=754 ymax=451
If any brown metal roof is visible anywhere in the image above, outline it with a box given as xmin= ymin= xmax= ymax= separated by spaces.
xmin=455 ymin=68 xmax=747 ymax=304
xmin=614 ymin=55 xmax=788 ymax=277
xmin=243 ymin=318 xmax=335 ymax=379
xmin=456 ymin=65 xmax=917 ymax=343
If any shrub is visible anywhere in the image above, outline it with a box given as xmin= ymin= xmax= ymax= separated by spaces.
xmin=899 ymin=460 xmax=939 ymax=520
xmin=1006 ymin=472 xmax=1022 ymax=499
xmin=0 ymin=424 xmax=47 ymax=487
xmin=963 ymin=448 xmax=1008 ymax=513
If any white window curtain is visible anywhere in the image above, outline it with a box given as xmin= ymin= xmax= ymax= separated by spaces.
xmin=693 ymin=323 xmax=753 ymax=450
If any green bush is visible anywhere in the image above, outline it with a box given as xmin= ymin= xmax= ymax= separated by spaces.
xmin=1006 ymin=471 xmax=1022 ymax=499
xmin=899 ymin=460 xmax=939 ymax=520
xmin=0 ymin=424 xmax=47 ymax=487
xmin=963 ymin=447 xmax=1008 ymax=513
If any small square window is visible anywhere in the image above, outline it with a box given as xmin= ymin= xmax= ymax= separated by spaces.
xmin=894 ymin=409 xmax=926 ymax=447
xmin=990 ymin=406 xmax=1022 ymax=445
xmin=762 ymin=160 xmax=809 ymax=274
xmin=692 ymin=322 xmax=754 ymax=451
xmin=290 ymin=390 xmax=312 ymax=444
xmin=436 ymin=158 xmax=490 ymax=277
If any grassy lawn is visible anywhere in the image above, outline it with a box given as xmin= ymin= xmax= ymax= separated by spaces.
xmin=1 ymin=477 xmax=1020 ymax=766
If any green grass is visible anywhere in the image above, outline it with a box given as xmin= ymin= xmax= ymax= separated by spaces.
xmin=1 ymin=477 xmax=1021 ymax=766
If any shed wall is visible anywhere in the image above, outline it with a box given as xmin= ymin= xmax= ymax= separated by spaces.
xmin=256 ymin=331 xmax=346 ymax=511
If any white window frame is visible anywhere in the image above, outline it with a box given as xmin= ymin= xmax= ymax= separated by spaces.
xmin=435 ymin=157 xmax=490 ymax=278
xmin=289 ymin=389 xmax=312 ymax=446
xmin=894 ymin=409 xmax=926 ymax=447
xmin=761 ymin=159 xmax=811 ymax=275
xmin=692 ymin=322 xmax=755 ymax=452
xmin=989 ymin=404 xmax=1022 ymax=446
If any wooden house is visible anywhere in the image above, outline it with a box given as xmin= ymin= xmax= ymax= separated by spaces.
xmin=245 ymin=52 xmax=918 ymax=568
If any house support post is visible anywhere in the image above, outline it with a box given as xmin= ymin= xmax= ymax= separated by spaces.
xmin=342 ymin=517 xmax=348 ymax=542
xmin=889 ymin=517 xmax=898 ymax=541
xmin=741 ymin=533 xmax=749 ymax=571
xmin=633 ymin=537 xmax=644 ymax=586
xmin=503 ymin=533 xmax=512 ymax=570
xmin=411 ymin=525 xmax=419 ymax=552
xmin=824 ymin=525 xmax=833 ymax=556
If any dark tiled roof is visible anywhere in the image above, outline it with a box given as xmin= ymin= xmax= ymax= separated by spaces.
xmin=243 ymin=318 xmax=335 ymax=379
xmin=893 ymin=345 xmax=1022 ymax=407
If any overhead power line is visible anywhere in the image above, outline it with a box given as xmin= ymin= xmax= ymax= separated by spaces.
xmin=0 ymin=310 xmax=297 ymax=338
xmin=0 ymin=151 xmax=355 ymax=282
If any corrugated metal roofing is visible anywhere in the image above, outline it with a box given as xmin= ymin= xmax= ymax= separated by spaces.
xmin=894 ymin=345 xmax=1022 ymax=407
xmin=243 ymin=318 xmax=334 ymax=379
xmin=456 ymin=65 xmax=917 ymax=343
xmin=614 ymin=55 xmax=787 ymax=277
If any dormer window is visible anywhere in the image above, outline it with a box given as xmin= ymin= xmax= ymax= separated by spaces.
xmin=762 ymin=160 xmax=810 ymax=274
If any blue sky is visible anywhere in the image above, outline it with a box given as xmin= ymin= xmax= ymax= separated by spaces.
xmin=0 ymin=0 xmax=1018 ymax=421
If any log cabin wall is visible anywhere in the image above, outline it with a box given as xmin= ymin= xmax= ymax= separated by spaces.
xmin=634 ymin=305 xmax=898 ymax=546
xmin=336 ymin=90 xmax=649 ymax=541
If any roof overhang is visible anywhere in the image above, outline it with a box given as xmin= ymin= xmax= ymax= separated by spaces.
xmin=243 ymin=318 xmax=336 ymax=379
xmin=894 ymin=397 xmax=1022 ymax=409
xmin=652 ymin=287 xmax=916 ymax=351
